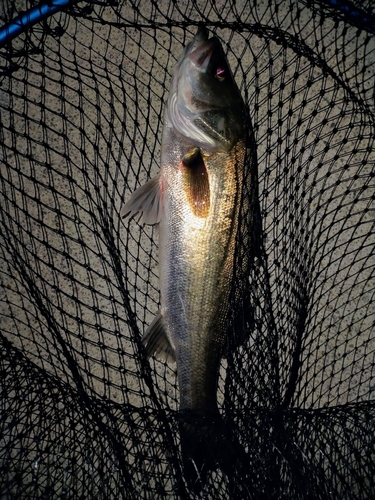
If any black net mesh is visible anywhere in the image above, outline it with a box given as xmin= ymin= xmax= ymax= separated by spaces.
xmin=0 ymin=1 xmax=374 ymax=498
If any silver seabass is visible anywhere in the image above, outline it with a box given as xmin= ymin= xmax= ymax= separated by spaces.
xmin=121 ymin=27 xmax=247 ymax=480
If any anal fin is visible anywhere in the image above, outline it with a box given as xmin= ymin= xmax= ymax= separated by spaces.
xmin=142 ymin=312 xmax=176 ymax=362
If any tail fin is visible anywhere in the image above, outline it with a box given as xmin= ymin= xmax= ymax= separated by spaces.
xmin=179 ymin=410 xmax=251 ymax=495
xmin=179 ymin=411 xmax=217 ymax=492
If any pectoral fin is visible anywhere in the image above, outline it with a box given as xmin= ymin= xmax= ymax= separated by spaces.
xmin=121 ymin=176 xmax=162 ymax=225
xmin=142 ymin=312 xmax=176 ymax=362
xmin=181 ymin=148 xmax=210 ymax=218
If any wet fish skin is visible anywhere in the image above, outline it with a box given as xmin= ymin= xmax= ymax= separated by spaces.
xmin=122 ymin=27 xmax=249 ymax=490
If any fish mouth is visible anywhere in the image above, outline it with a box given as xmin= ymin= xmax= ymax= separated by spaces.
xmin=187 ymin=28 xmax=222 ymax=74
xmin=183 ymin=26 xmax=210 ymax=56
xmin=188 ymin=33 xmax=216 ymax=72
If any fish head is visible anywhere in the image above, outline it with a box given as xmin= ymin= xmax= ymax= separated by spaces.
xmin=166 ymin=27 xmax=246 ymax=153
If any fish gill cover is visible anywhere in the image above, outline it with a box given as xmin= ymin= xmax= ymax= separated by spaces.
xmin=0 ymin=1 xmax=374 ymax=499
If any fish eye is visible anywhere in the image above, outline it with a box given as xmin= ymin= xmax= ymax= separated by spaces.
xmin=215 ymin=67 xmax=226 ymax=81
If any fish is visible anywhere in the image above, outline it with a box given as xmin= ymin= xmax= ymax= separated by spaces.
xmin=122 ymin=27 xmax=256 ymax=492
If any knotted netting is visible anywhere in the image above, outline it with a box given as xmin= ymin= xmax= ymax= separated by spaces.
xmin=0 ymin=1 xmax=374 ymax=498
